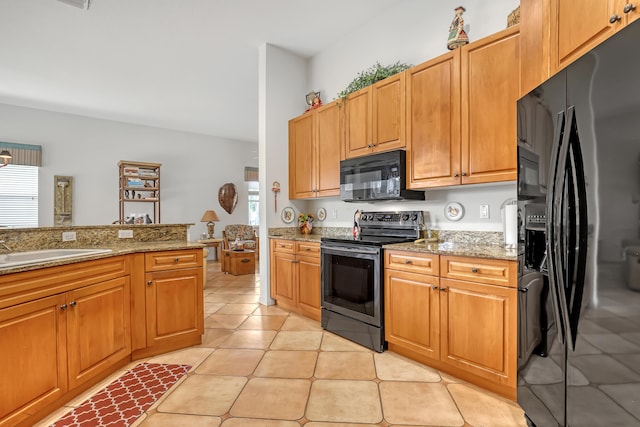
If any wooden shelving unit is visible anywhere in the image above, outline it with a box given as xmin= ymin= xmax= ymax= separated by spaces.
xmin=118 ymin=160 xmax=161 ymax=224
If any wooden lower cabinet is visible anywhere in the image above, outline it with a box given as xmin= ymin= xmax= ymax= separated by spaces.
xmin=0 ymin=249 xmax=204 ymax=427
xmin=67 ymin=277 xmax=131 ymax=390
xmin=0 ymin=274 xmax=131 ymax=427
xmin=384 ymin=250 xmax=517 ymax=400
xmin=0 ymin=294 xmax=67 ymax=427
xmin=133 ymin=249 xmax=204 ymax=358
xmin=270 ymin=239 xmax=321 ymax=321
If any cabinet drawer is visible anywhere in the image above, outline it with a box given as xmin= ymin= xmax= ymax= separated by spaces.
xmin=295 ymin=241 xmax=320 ymax=257
xmin=145 ymin=249 xmax=202 ymax=272
xmin=385 ymin=250 xmax=439 ymax=275
xmin=273 ymin=239 xmax=294 ymax=254
xmin=440 ymin=256 xmax=517 ymax=287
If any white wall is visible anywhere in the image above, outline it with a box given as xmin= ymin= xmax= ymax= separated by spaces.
xmin=0 ymin=102 xmax=257 ymax=241
xmin=259 ymin=44 xmax=308 ymax=305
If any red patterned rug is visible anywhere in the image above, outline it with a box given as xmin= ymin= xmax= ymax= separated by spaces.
xmin=52 ymin=362 xmax=191 ymax=427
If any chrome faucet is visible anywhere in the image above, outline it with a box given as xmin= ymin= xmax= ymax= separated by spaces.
xmin=0 ymin=240 xmax=11 ymax=252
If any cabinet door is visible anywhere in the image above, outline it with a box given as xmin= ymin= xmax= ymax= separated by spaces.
xmin=272 ymin=252 xmax=296 ymax=307
xmin=315 ymin=101 xmax=342 ymax=197
xmin=296 ymin=255 xmax=321 ymax=321
xmin=0 ymin=294 xmax=67 ymax=427
xmin=461 ymin=26 xmax=519 ymax=184
xmin=440 ymin=278 xmax=517 ymax=388
xmin=289 ymin=113 xmax=315 ymax=198
xmin=372 ymin=73 xmax=406 ymax=153
xmin=406 ymin=52 xmax=461 ymax=188
xmin=146 ymin=267 xmax=203 ymax=348
xmin=385 ymin=270 xmax=440 ymax=360
xmin=67 ymin=277 xmax=131 ymax=390
xmin=344 ymin=87 xmax=373 ymax=159
xmin=551 ymin=0 xmax=619 ymax=71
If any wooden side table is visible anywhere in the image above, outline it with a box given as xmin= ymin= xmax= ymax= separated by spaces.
xmin=221 ymin=249 xmax=255 ymax=275
xmin=197 ymin=238 xmax=224 ymax=261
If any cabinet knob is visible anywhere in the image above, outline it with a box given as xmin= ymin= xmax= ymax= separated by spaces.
xmin=147 ymin=280 xmax=153 ymax=286
xmin=69 ymin=301 xmax=76 ymax=307
xmin=610 ymin=14 xmax=622 ymax=23
xmin=461 ymin=172 xmax=467 ymax=177
xmin=405 ymin=259 xmax=412 ymax=264
xmin=306 ymin=248 xmax=311 ymax=251
xmin=372 ymin=143 xmax=376 ymax=147
xmin=60 ymin=304 xmax=68 ymax=310
xmin=439 ymin=287 xmax=446 ymax=292
xmin=241 ymin=258 xmax=250 ymax=263
xmin=624 ymin=3 xmax=636 ymax=13
xmin=454 ymin=173 xmax=459 ymax=177
xmin=174 ymin=257 xmax=180 ymax=262
xmin=432 ymin=285 xmax=439 ymax=290
xmin=367 ymin=144 xmax=372 ymax=148
xmin=471 ymin=267 xmax=479 ymax=273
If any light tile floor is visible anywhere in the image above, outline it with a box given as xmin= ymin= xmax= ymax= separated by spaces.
xmin=37 ymin=261 xmax=527 ymax=427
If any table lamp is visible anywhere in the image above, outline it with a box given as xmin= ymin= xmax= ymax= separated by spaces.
xmin=200 ymin=210 xmax=220 ymax=239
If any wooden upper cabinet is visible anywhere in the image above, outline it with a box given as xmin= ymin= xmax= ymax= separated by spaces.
xmin=522 ymin=0 xmax=640 ymax=94
xmin=315 ymin=101 xmax=342 ymax=197
xmin=461 ymin=25 xmax=519 ymax=185
xmin=289 ymin=113 xmax=315 ymax=199
xmin=345 ymin=73 xmax=406 ymax=159
xmin=407 ymin=51 xmax=461 ymax=188
xmin=551 ymin=0 xmax=619 ymax=71
xmin=345 ymin=87 xmax=373 ymax=158
xmin=372 ymin=72 xmax=406 ymax=153
xmin=289 ymin=101 xmax=342 ymax=199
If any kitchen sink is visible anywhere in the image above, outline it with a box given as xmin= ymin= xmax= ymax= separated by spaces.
xmin=0 ymin=248 xmax=113 ymax=268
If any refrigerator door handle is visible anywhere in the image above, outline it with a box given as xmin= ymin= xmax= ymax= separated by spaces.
xmin=566 ymin=106 xmax=589 ymax=350
xmin=546 ymin=111 xmax=568 ymax=346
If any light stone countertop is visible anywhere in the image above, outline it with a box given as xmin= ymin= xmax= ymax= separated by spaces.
xmin=0 ymin=241 xmax=205 ymax=275
xmin=383 ymin=241 xmax=518 ymax=261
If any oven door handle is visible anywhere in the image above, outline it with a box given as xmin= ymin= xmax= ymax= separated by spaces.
xmin=321 ymin=245 xmax=380 ymax=256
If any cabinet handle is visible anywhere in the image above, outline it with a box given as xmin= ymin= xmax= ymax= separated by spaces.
xmin=432 ymin=285 xmax=439 ymax=290
xmin=461 ymin=172 xmax=467 ymax=176
xmin=405 ymin=259 xmax=412 ymax=264
xmin=372 ymin=143 xmax=376 ymax=147
xmin=241 ymin=258 xmax=250 ymax=263
xmin=439 ymin=287 xmax=446 ymax=292
xmin=624 ymin=3 xmax=636 ymax=13
xmin=147 ymin=280 xmax=153 ymax=286
xmin=305 ymin=248 xmax=311 ymax=251
xmin=174 ymin=257 xmax=180 ymax=262
xmin=69 ymin=301 xmax=76 ymax=307
xmin=60 ymin=304 xmax=68 ymax=310
xmin=454 ymin=173 xmax=459 ymax=177
xmin=367 ymin=144 xmax=372 ymax=148
xmin=471 ymin=267 xmax=479 ymax=273
xmin=610 ymin=14 xmax=622 ymax=23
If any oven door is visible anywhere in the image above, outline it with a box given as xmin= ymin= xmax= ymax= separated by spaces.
xmin=321 ymin=243 xmax=382 ymax=327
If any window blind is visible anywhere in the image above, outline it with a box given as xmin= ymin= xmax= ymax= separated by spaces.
xmin=0 ymin=165 xmax=39 ymax=228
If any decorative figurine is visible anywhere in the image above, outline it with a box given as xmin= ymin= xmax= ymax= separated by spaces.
xmin=305 ymin=91 xmax=323 ymax=112
xmin=447 ymin=6 xmax=469 ymax=50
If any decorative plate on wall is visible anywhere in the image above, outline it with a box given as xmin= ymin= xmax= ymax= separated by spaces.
xmin=444 ymin=202 xmax=464 ymax=221
xmin=281 ymin=206 xmax=295 ymax=224
xmin=316 ymin=207 xmax=327 ymax=221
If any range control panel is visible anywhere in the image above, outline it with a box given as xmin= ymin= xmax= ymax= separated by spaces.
xmin=359 ymin=211 xmax=424 ymax=227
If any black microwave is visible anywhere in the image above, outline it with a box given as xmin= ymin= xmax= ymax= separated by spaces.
xmin=340 ymin=150 xmax=425 ymax=202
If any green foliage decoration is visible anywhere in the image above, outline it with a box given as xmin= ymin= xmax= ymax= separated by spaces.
xmin=336 ymin=61 xmax=413 ymax=101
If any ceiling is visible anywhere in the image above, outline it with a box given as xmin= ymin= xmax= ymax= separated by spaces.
xmin=0 ymin=0 xmax=402 ymax=143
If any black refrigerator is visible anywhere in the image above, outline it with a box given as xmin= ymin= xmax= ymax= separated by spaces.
xmin=516 ymin=20 xmax=640 ymax=427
